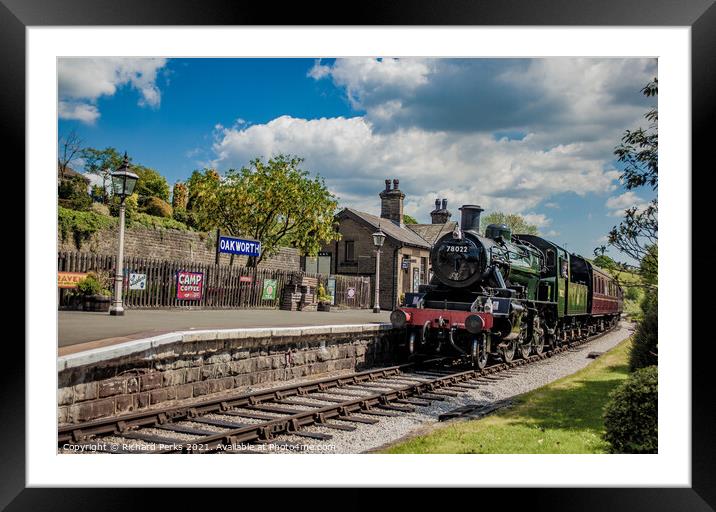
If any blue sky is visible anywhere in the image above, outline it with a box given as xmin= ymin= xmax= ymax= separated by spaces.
xmin=58 ymin=57 xmax=657 ymax=262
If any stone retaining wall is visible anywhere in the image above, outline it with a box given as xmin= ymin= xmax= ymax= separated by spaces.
xmin=57 ymin=324 xmax=400 ymax=425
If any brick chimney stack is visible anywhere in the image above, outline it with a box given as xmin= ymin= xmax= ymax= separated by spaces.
xmin=379 ymin=178 xmax=405 ymax=226
xmin=430 ymin=198 xmax=452 ymax=224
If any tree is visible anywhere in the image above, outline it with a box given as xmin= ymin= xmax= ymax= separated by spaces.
xmin=480 ymin=212 xmax=539 ymax=235
xmin=134 ymin=165 xmax=170 ymax=201
xmin=403 ymin=214 xmax=418 ymax=224
xmin=58 ymin=130 xmax=83 ymax=179
xmin=172 ymin=182 xmax=188 ymax=210
xmin=608 ymin=78 xmax=658 ymax=289
xmin=187 ymin=155 xmax=340 ymax=266
xmin=81 ymin=147 xmax=125 ymax=202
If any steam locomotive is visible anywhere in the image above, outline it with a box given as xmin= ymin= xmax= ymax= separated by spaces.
xmin=390 ymin=205 xmax=623 ymax=368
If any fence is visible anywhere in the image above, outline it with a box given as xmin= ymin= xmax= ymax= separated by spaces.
xmin=57 ymin=251 xmax=371 ymax=310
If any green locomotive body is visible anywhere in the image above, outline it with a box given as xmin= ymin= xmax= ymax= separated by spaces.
xmin=392 ymin=205 xmax=623 ymax=367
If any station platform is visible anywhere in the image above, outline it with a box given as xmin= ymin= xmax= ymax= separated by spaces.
xmin=58 ymin=308 xmax=391 ymax=355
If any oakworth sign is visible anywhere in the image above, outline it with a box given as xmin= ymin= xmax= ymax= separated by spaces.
xmin=218 ymin=235 xmax=261 ymax=258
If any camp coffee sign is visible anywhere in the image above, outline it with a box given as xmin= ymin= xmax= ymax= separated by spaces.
xmin=176 ymin=270 xmax=204 ymax=300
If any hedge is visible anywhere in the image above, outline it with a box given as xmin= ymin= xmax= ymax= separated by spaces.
xmin=603 ymin=365 xmax=658 ymax=453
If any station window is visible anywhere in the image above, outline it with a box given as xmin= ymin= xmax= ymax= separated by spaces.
xmin=344 ymin=241 xmax=355 ymax=262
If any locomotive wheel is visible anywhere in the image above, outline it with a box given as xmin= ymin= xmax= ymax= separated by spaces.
xmin=471 ymin=335 xmax=488 ymax=370
xmin=518 ymin=342 xmax=531 ymax=359
xmin=533 ymin=332 xmax=545 ymax=355
xmin=501 ymin=340 xmax=516 ymax=363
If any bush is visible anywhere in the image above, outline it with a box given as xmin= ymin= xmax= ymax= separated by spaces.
xmin=629 ymin=292 xmax=657 ymax=371
xmin=109 ymin=193 xmax=139 ymax=219
xmin=603 ymin=365 xmax=658 ymax=453
xmin=58 ymin=176 xmax=92 ymax=211
xmin=77 ymin=274 xmax=101 ymax=296
xmin=129 ymin=212 xmax=190 ymax=231
xmin=58 ymin=207 xmax=116 ymax=249
xmin=141 ymin=197 xmax=173 ymax=218
xmin=90 ymin=202 xmax=110 ymax=216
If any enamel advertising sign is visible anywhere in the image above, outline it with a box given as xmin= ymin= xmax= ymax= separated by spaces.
xmin=176 ymin=271 xmax=204 ymax=300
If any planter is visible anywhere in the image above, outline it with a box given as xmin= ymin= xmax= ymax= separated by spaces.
xmin=82 ymin=294 xmax=111 ymax=312
xmin=317 ymin=302 xmax=331 ymax=312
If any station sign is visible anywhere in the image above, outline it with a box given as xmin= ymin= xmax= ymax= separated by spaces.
xmin=218 ymin=235 xmax=261 ymax=257
xmin=58 ymin=271 xmax=87 ymax=289
xmin=176 ymin=270 xmax=204 ymax=300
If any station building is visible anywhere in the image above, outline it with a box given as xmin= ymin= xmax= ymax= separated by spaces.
xmin=316 ymin=179 xmax=455 ymax=310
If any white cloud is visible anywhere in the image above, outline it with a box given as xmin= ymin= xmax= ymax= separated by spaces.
xmin=307 ymin=59 xmax=332 ymax=80
xmin=58 ymin=100 xmax=100 ymax=124
xmin=58 ymin=58 xmax=168 ymax=123
xmin=211 ymin=115 xmax=620 ymax=222
xmin=605 ymin=191 xmax=649 ymax=216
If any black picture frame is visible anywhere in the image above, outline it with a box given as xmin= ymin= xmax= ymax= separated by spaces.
xmin=6 ymin=0 xmax=711 ymax=509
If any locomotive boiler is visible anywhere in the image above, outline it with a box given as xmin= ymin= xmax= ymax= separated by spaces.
xmin=390 ymin=205 xmax=623 ymax=368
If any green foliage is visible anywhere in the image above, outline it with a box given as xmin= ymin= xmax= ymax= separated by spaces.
xmin=109 ymin=193 xmax=139 ymax=220
xmin=58 ymin=206 xmax=116 ymax=249
xmin=480 ymin=212 xmax=538 ymax=235
xmin=91 ymin=184 xmax=108 ymax=203
xmin=58 ymin=175 xmax=91 ymax=210
xmin=172 ymin=182 xmax=188 ymax=210
xmin=76 ymin=270 xmax=112 ymax=296
xmin=141 ymin=197 xmax=173 ymax=218
xmin=187 ymin=155 xmax=341 ymax=266
xmin=403 ymin=214 xmax=418 ymax=224
xmin=134 ymin=165 xmax=170 ymax=201
xmin=316 ymin=283 xmax=332 ymax=303
xmin=624 ymin=286 xmax=641 ymax=301
xmin=129 ymin=212 xmax=190 ymax=231
xmin=77 ymin=274 xmax=103 ymax=296
xmin=614 ymin=79 xmax=658 ymax=191
xmin=629 ymin=292 xmax=658 ymax=371
xmin=593 ymin=254 xmax=616 ymax=270
xmin=608 ymin=79 xmax=658 ymax=286
xmin=81 ymin=147 xmax=125 ymax=199
xmin=90 ymin=202 xmax=111 ymax=216
xmin=603 ymin=365 xmax=658 ymax=454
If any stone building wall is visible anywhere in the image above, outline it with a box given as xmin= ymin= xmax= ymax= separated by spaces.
xmin=58 ymin=225 xmax=301 ymax=271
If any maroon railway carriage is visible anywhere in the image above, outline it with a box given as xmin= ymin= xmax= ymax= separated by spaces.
xmin=588 ymin=263 xmax=624 ymax=317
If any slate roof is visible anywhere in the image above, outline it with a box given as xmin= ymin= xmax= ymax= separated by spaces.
xmin=407 ymin=221 xmax=458 ymax=246
xmin=339 ymin=208 xmax=430 ymax=249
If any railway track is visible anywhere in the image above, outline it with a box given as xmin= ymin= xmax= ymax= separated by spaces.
xmin=58 ymin=323 xmax=619 ymax=454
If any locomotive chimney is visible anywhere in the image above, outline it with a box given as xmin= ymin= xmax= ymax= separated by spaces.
xmin=431 ymin=197 xmax=452 ymax=224
xmin=380 ymin=177 xmax=405 ymax=226
xmin=459 ymin=204 xmax=484 ymax=232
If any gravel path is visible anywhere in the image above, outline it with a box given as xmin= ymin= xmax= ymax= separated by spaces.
xmin=250 ymin=321 xmax=634 ymax=454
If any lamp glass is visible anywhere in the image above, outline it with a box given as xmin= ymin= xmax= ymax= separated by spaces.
xmin=372 ymin=230 xmax=386 ymax=247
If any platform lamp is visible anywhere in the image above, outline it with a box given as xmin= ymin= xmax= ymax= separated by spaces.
xmin=108 ymin=153 xmax=139 ymax=316
xmin=372 ymin=225 xmax=386 ymax=313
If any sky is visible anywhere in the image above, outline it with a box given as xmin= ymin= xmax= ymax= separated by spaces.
xmin=58 ymin=57 xmax=657 ymax=262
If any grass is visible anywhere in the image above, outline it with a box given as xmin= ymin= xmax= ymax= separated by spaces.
xmin=382 ymin=337 xmax=633 ymax=454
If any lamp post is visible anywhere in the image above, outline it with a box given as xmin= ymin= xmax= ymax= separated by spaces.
xmin=108 ymin=153 xmax=139 ymax=316
xmin=372 ymin=227 xmax=386 ymax=313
